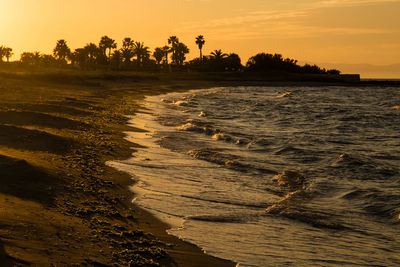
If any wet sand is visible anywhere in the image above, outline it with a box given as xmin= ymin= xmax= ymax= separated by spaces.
xmin=2 ymin=69 xmax=396 ymax=265
xmin=0 ymin=73 xmax=235 ymax=266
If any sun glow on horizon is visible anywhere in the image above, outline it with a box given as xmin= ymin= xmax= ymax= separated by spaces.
xmin=1 ymin=0 xmax=400 ymax=77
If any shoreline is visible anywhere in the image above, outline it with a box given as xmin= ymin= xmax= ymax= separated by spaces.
xmin=0 ymin=75 xmax=236 ymax=266
xmin=107 ymin=89 xmax=238 ymax=266
xmin=1 ymin=70 xmax=398 ymax=265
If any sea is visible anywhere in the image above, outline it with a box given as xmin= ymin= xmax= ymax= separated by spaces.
xmin=108 ymin=86 xmax=400 ymax=266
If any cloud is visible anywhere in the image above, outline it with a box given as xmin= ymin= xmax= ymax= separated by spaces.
xmin=174 ymin=10 xmax=307 ymax=33
xmin=313 ymin=0 xmax=400 ymax=8
xmin=173 ymin=0 xmax=399 ymax=40
xmin=199 ymin=24 xmax=388 ymax=41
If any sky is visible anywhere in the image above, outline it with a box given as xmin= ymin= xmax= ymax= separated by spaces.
xmin=1 ymin=0 xmax=400 ymax=76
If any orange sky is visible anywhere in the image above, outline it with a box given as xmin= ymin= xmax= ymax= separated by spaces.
xmin=1 ymin=0 xmax=400 ymax=75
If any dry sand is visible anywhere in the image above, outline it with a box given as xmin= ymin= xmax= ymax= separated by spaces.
xmin=0 ymin=73 xmax=235 ymax=266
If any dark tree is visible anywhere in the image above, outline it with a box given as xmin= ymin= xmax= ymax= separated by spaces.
xmin=171 ymin=42 xmax=189 ymax=66
xmin=53 ymin=39 xmax=71 ymax=64
xmin=162 ymin=45 xmax=170 ymax=65
xmin=84 ymin=43 xmax=99 ymax=65
xmin=0 ymin=46 xmax=13 ymax=62
xmin=327 ymin=69 xmax=341 ymax=75
xmin=225 ymin=53 xmax=242 ymax=71
xmin=120 ymin=38 xmax=135 ymax=64
xmin=71 ymin=48 xmax=88 ymax=67
xmin=0 ymin=46 xmax=4 ymax=62
xmin=40 ymin=54 xmax=57 ymax=66
xmin=195 ymin=35 xmax=205 ymax=59
xmin=246 ymin=53 xmax=298 ymax=72
xmin=153 ymin=47 xmax=164 ymax=65
xmin=4 ymin=47 xmax=13 ymax=62
xmin=133 ymin=42 xmax=150 ymax=65
xmin=99 ymin=35 xmax=117 ymax=60
xmin=20 ymin=52 xmax=41 ymax=65
xmin=210 ymin=49 xmax=228 ymax=62
xmin=245 ymin=52 xmax=338 ymax=74
xmin=110 ymin=50 xmax=122 ymax=69
xmin=168 ymin=36 xmax=179 ymax=63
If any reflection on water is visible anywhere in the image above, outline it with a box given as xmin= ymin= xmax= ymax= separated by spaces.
xmin=109 ymin=86 xmax=400 ymax=266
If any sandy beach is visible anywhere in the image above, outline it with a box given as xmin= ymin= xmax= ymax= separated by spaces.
xmin=0 ymin=71 xmax=236 ymax=266
xmin=1 ymin=68 xmax=398 ymax=265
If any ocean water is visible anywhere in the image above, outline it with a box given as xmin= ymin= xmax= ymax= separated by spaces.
xmin=108 ymin=86 xmax=400 ymax=266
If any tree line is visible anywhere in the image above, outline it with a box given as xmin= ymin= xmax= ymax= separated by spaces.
xmin=0 ymin=35 xmax=340 ymax=74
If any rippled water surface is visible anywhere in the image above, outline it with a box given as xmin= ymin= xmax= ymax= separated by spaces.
xmin=109 ymin=86 xmax=400 ymax=266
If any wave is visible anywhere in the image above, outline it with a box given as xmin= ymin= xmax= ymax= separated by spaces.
xmin=341 ymin=188 xmax=400 ymax=221
xmin=176 ymin=121 xmax=246 ymax=145
xmin=188 ymin=148 xmax=239 ymax=166
xmin=265 ymin=189 xmax=347 ymax=230
xmin=176 ymin=122 xmax=205 ymax=132
xmin=187 ymin=148 xmax=276 ymax=174
xmin=330 ymin=153 xmax=398 ymax=179
xmin=180 ymin=194 xmax=269 ymax=209
xmin=274 ymin=145 xmax=311 ymax=156
xmin=185 ymin=213 xmax=263 ymax=223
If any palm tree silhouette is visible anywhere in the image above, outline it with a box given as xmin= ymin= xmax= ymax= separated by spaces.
xmin=99 ymin=36 xmax=117 ymax=60
xmin=4 ymin=47 xmax=13 ymax=62
xmin=210 ymin=49 xmax=228 ymax=61
xmin=195 ymin=35 xmax=205 ymax=59
xmin=162 ymin=45 xmax=170 ymax=65
xmin=168 ymin=36 xmax=179 ymax=63
xmin=172 ymin=42 xmax=189 ymax=66
xmin=133 ymin=42 xmax=150 ymax=65
xmin=84 ymin=43 xmax=99 ymax=65
xmin=120 ymin=38 xmax=135 ymax=63
xmin=53 ymin=39 xmax=71 ymax=64
xmin=0 ymin=46 xmax=13 ymax=62
xmin=71 ymin=48 xmax=90 ymax=67
xmin=153 ymin=47 xmax=164 ymax=65
xmin=0 ymin=46 xmax=4 ymax=62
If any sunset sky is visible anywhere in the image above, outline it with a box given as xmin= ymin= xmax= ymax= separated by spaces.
xmin=1 ymin=0 xmax=399 ymax=73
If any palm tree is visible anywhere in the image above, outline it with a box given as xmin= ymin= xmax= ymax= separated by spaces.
xmin=3 ymin=47 xmax=13 ymax=62
xmin=195 ymin=35 xmax=205 ymax=59
xmin=162 ymin=45 xmax=170 ymax=65
xmin=99 ymin=36 xmax=117 ymax=59
xmin=71 ymin=48 xmax=89 ymax=67
xmin=168 ymin=36 xmax=179 ymax=63
xmin=33 ymin=51 xmax=41 ymax=64
xmin=110 ymin=50 xmax=122 ymax=69
xmin=120 ymin=37 xmax=135 ymax=63
xmin=172 ymin=42 xmax=189 ymax=66
xmin=53 ymin=39 xmax=71 ymax=64
xmin=153 ymin=47 xmax=164 ymax=65
xmin=210 ymin=49 xmax=228 ymax=61
xmin=0 ymin=46 xmax=4 ymax=62
xmin=84 ymin=43 xmax=98 ymax=64
xmin=133 ymin=42 xmax=150 ymax=64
